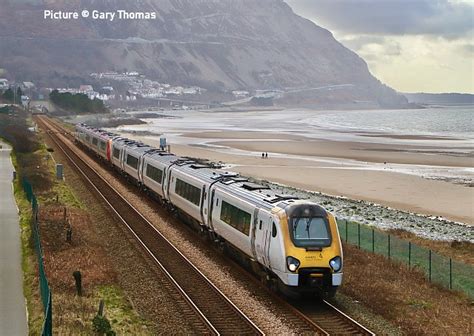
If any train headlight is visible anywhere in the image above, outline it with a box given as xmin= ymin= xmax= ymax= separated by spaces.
xmin=329 ymin=256 xmax=342 ymax=272
xmin=286 ymin=256 xmax=300 ymax=272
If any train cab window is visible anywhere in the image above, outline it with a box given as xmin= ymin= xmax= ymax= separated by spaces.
xmin=272 ymin=222 xmax=277 ymax=238
xmin=126 ymin=154 xmax=139 ymax=169
xmin=113 ymin=147 xmax=120 ymax=159
xmin=146 ymin=164 xmax=163 ymax=184
xmin=290 ymin=217 xmax=331 ymax=248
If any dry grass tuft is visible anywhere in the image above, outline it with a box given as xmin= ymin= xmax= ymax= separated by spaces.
xmin=341 ymin=243 xmax=473 ymax=335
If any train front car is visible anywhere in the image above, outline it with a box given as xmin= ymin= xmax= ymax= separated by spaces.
xmin=276 ymin=201 xmax=343 ymax=298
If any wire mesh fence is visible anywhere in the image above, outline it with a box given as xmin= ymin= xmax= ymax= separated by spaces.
xmin=22 ymin=179 xmax=52 ymax=336
xmin=337 ymin=218 xmax=474 ymax=298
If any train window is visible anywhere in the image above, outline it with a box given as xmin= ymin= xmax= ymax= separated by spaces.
xmin=175 ymin=179 xmax=201 ymax=206
xmin=272 ymin=222 xmax=277 ymax=238
xmin=259 ymin=220 xmax=263 ymax=230
xmin=99 ymin=141 xmax=106 ymax=152
xmin=85 ymin=134 xmax=91 ymax=142
xmin=290 ymin=217 xmax=331 ymax=247
xmin=146 ymin=164 xmax=163 ymax=184
xmin=216 ymin=199 xmax=219 ymax=206
xmin=113 ymin=147 xmax=120 ymax=159
xmin=126 ymin=154 xmax=139 ymax=169
xmin=92 ymin=137 xmax=98 ymax=146
xmin=220 ymin=201 xmax=251 ymax=236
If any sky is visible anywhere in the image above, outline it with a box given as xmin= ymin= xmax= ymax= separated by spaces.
xmin=286 ymin=0 xmax=474 ymax=93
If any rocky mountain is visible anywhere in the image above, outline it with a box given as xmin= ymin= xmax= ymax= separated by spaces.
xmin=0 ymin=0 xmax=407 ymax=107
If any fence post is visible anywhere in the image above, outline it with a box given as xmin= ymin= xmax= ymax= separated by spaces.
xmin=371 ymin=229 xmax=375 ymax=253
xmin=408 ymin=242 xmax=411 ymax=267
xmin=388 ymin=234 xmax=391 ymax=259
xmin=449 ymin=258 xmax=452 ymax=290
xmin=345 ymin=220 xmax=348 ymax=243
xmin=357 ymin=223 xmax=361 ymax=248
xmin=429 ymin=250 xmax=432 ymax=282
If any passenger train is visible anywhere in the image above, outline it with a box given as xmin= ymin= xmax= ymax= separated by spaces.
xmin=74 ymin=123 xmax=343 ymax=297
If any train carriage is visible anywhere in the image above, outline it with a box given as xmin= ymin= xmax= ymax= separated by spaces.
xmin=141 ymin=152 xmax=178 ymax=199
xmin=120 ymin=142 xmax=153 ymax=183
xmin=75 ymin=123 xmax=117 ymax=161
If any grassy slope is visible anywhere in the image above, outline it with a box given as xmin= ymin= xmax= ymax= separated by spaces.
xmin=6 ymin=112 xmax=151 ymax=334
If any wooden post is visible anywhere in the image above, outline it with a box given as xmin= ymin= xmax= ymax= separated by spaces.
xmin=449 ymin=258 xmax=452 ymax=290
xmin=98 ymin=299 xmax=105 ymax=317
xmin=388 ymin=234 xmax=391 ymax=259
xmin=73 ymin=271 xmax=82 ymax=296
xmin=372 ymin=229 xmax=375 ymax=252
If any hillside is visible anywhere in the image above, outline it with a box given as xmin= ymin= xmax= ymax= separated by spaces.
xmin=0 ymin=0 xmax=407 ymax=107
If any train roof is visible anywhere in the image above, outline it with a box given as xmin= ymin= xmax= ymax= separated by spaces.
xmin=77 ymin=123 xmax=302 ymax=211
xmin=77 ymin=123 xmax=119 ymax=140
xmin=174 ymin=162 xmax=300 ymax=211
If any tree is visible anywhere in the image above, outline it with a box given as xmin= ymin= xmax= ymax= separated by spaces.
xmin=2 ymin=88 xmax=14 ymax=102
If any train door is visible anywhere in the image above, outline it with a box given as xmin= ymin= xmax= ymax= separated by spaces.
xmin=106 ymin=140 xmax=112 ymax=162
xmin=255 ymin=211 xmax=272 ymax=268
xmin=268 ymin=219 xmax=284 ymax=272
xmin=199 ymin=184 xmax=208 ymax=226
xmin=137 ymin=155 xmax=145 ymax=183
xmin=207 ymin=188 xmax=216 ymax=231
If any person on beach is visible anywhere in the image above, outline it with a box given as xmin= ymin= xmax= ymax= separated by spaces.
xmin=265 ymin=152 xmax=268 ymax=159
xmin=262 ymin=153 xmax=265 ymax=159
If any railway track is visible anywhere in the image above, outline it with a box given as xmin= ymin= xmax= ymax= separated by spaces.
xmin=292 ymin=299 xmax=375 ymax=335
xmin=37 ymin=115 xmax=375 ymax=335
xmin=36 ymin=116 xmax=263 ymax=335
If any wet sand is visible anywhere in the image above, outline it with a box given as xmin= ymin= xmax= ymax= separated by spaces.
xmin=122 ymin=131 xmax=474 ymax=225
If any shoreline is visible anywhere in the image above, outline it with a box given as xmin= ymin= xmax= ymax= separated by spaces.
xmin=117 ymin=130 xmax=473 ymax=226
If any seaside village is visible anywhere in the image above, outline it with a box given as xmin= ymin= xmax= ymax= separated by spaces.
xmin=0 ymin=71 xmax=266 ymax=110
xmin=0 ymin=72 xmax=188 ymax=107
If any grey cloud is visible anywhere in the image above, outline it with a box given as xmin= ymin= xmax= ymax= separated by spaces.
xmin=286 ymin=0 xmax=474 ymax=39
xmin=458 ymin=44 xmax=474 ymax=55
xmin=339 ymin=36 xmax=386 ymax=51
xmin=340 ymin=35 xmax=401 ymax=56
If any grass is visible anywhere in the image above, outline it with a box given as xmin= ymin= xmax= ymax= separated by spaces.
xmin=6 ymin=115 xmax=152 ymax=334
xmin=340 ymin=244 xmax=473 ymax=334
xmin=96 ymin=285 xmax=153 ymax=334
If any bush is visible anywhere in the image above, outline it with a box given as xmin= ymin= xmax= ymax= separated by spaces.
xmin=92 ymin=314 xmax=115 ymax=335
xmin=50 ymin=90 xmax=107 ymax=114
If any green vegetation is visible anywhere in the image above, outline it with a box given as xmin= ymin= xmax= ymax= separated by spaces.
xmin=1 ymin=87 xmax=23 ymax=103
xmin=49 ymin=89 xmax=107 ymax=114
xmin=3 ymin=109 xmax=150 ymax=334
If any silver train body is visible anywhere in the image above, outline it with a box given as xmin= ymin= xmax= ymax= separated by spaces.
xmin=75 ymin=123 xmax=344 ymax=296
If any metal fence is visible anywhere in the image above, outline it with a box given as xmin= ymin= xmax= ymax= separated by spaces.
xmin=22 ymin=179 xmax=52 ymax=336
xmin=337 ymin=219 xmax=474 ymax=298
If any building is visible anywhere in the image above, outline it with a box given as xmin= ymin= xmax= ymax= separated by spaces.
xmin=79 ymin=85 xmax=94 ymax=93
xmin=0 ymin=78 xmax=8 ymax=90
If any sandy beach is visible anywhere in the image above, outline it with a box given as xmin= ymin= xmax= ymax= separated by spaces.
xmin=120 ymin=131 xmax=473 ymax=225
